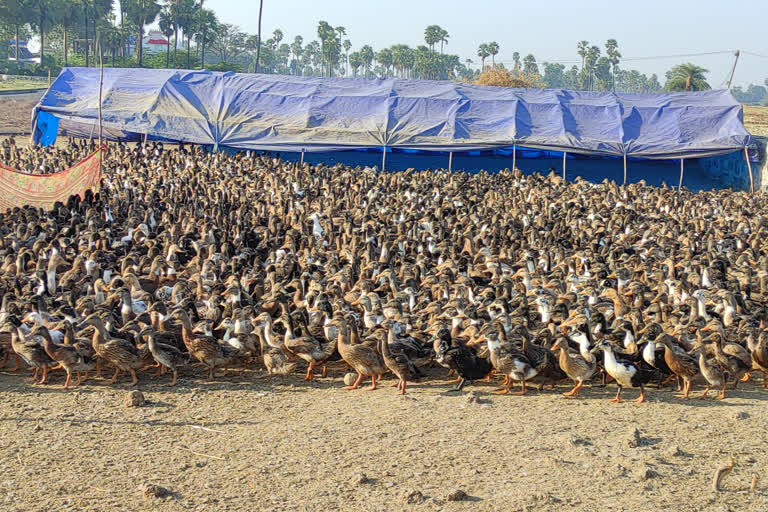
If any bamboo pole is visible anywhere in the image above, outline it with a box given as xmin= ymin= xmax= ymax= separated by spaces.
xmin=679 ymin=158 xmax=684 ymax=190
xmin=744 ymin=146 xmax=754 ymax=193
xmin=512 ymin=142 xmax=516 ymax=170
xmin=381 ymin=146 xmax=387 ymax=172
xmin=623 ymin=153 xmax=627 ymax=185
xmin=562 ymin=151 xmax=567 ymax=180
xmin=98 ymin=35 xmax=104 ymax=163
xmin=448 ymin=151 xmax=453 ymax=171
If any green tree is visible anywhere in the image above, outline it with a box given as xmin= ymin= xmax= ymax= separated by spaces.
xmin=664 ymin=63 xmax=711 ymax=91
xmin=158 ymin=5 xmax=174 ymax=67
xmin=290 ymin=34 xmax=302 ymax=75
xmin=124 ymin=0 xmax=161 ymax=67
xmin=577 ymin=40 xmax=588 ymax=71
xmin=27 ymin=0 xmax=61 ymax=67
xmin=605 ymin=38 xmax=620 ymax=91
xmin=522 ymin=53 xmax=537 ymax=75
xmin=172 ymin=0 xmax=197 ymax=68
xmin=376 ymin=47 xmax=392 ymax=76
xmin=487 ymin=41 xmax=499 ymax=68
xmin=594 ymin=56 xmax=611 ymax=91
xmin=348 ymin=50 xmax=361 ymax=77
xmin=477 ymin=43 xmax=489 ymax=70
xmin=512 ymin=51 xmax=520 ymax=71
xmin=438 ymin=26 xmax=448 ymax=54
xmin=359 ymin=44 xmax=373 ymax=77
xmin=542 ymin=62 xmax=565 ymax=88
xmin=341 ymin=38 xmax=350 ymax=75
xmin=424 ymin=24 xmax=440 ymax=53
xmin=195 ymin=7 xmax=217 ymax=68
xmin=0 ymin=0 xmax=30 ymax=61
xmin=209 ymin=23 xmax=246 ymax=64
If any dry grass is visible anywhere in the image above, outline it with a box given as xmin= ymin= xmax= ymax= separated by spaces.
xmin=744 ymin=105 xmax=768 ymax=137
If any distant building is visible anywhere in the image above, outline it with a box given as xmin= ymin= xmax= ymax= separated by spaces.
xmin=142 ymin=31 xmax=170 ymax=54
xmin=6 ymin=40 xmax=40 ymax=64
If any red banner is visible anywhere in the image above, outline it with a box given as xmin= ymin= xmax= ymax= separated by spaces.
xmin=0 ymin=147 xmax=103 ymax=213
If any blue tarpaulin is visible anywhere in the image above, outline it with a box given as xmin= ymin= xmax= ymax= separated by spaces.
xmin=33 ymin=67 xmax=752 ymax=158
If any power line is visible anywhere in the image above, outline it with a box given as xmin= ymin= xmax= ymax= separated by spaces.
xmin=742 ymin=50 xmax=768 ymax=59
xmin=498 ymin=50 xmax=735 ymax=67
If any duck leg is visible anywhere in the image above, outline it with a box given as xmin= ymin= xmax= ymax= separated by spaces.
xmin=12 ymin=354 xmax=20 ymax=371
xmin=563 ymin=380 xmax=583 ymax=397
xmin=515 ymin=379 xmax=528 ymax=396
xmin=342 ymin=373 xmax=363 ymax=390
xmin=170 ymin=370 xmax=178 ymax=386
xmin=635 ymin=386 xmax=646 ymax=404
xmin=0 ymin=350 xmax=8 ymax=368
xmin=321 ymin=364 xmax=327 ymax=378
xmin=62 ymin=371 xmax=72 ymax=389
xmin=38 ymin=365 xmax=49 ymax=385
xmin=208 ymin=366 xmax=215 ymax=381
xmin=26 ymin=367 xmax=39 ymax=383
xmin=364 ymin=374 xmax=378 ymax=391
xmin=452 ymin=377 xmax=467 ymax=392
xmin=610 ymin=386 xmax=623 ymax=403
xmin=108 ymin=367 xmax=121 ymax=385
xmin=699 ymin=385 xmax=710 ymax=399
xmin=676 ymin=380 xmax=691 ymax=399
xmin=717 ymin=383 xmax=726 ymax=400
xmin=304 ymin=361 xmax=315 ymax=381
xmin=741 ymin=372 xmax=751 ymax=382
xmin=95 ymin=359 xmax=102 ymax=379
xmin=398 ymin=380 xmax=407 ymax=395
xmin=128 ymin=369 xmax=139 ymax=387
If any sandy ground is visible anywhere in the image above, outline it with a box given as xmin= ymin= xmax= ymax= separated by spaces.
xmin=1 ymin=362 xmax=767 ymax=512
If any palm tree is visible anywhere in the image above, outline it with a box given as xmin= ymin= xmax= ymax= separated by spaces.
xmin=376 ymin=48 xmax=392 ymax=76
xmin=424 ymin=25 xmax=440 ymax=53
xmin=438 ymin=27 xmax=449 ymax=55
xmin=605 ymin=39 xmax=621 ymax=91
xmin=665 ymin=63 xmax=711 ymax=92
xmin=512 ymin=51 xmax=520 ymax=71
xmin=577 ymin=40 xmax=589 ymax=71
xmin=477 ymin=43 xmax=489 ymax=71
xmin=28 ymin=0 xmax=60 ymax=68
xmin=125 ymin=0 xmax=161 ymax=67
xmin=359 ymin=44 xmax=374 ymax=78
xmin=487 ymin=41 xmax=499 ymax=68
xmin=342 ymin=39 xmax=351 ymax=76
xmin=158 ymin=6 xmax=174 ymax=67
xmin=290 ymin=35 xmax=303 ymax=75
xmin=194 ymin=8 xmax=217 ymax=68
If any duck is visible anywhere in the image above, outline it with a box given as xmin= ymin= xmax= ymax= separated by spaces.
xmin=485 ymin=328 xmax=537 ymax=395
xmin=84 ymin=313 xmax=143 ymax=386
xmin=2 ymin=315 xmax=55 ymax=384
xmin=656 ymin=332 xmax=699 ymax=399
xmin=435 ymin=326 xmax=492 ymax=392
xmin=380 ymin=319 xmax=421 ymax=394
xmin=333 ymin=315 xmax=386 ymax=390
xmin=693 ymin=344 xmax=726 ymax=399
xmin=278 ymin=313 xmax=337 ymax=381
xmin=171 ymin=308 xmax=237 ymax=380
xmin=139 ymin=328 xmax=189 ymax=386
xmin=550 ymin=336 xmax=597 ymax=397
xmin=593 ymin=339 xmax=656 ymax=403
xmin=38 ymin=325 xmax=94 ymax=388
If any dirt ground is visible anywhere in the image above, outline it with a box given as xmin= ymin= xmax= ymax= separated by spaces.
xmin=0 ymin=363 xmax=766 ymax=512
xmin=0 ymin=91 xmax=42 ymax=135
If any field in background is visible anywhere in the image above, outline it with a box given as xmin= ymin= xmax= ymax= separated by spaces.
xmin=0 ymin=75 xmax=48 ymax=92
xmin=744 ymin=105 xmax=768 ymax=137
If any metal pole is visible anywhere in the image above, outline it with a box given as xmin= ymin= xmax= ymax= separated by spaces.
xmin=448 ymin=151 xmax=453 ymax=172
xmin=623 ymin=152 xmax=627 ymax=185
xmin=512 ymin=142 xmax=516 ymax=170
xmin=381 ymin=146 xmax=387 ymax=172
xmin=726 ymin=50 xmax=740 ymax=89
xmin=562 ymin=151 xmax=567 ymax=180
xmin=300 ymin=149 xmax=304 ymax=165
xmin=678 ymin=158 xmax=684 ymax=190
xmin=47 ymin=69 xmax=51 ymax=88
xmin=744 ymin=146 xmax=755 ymax=193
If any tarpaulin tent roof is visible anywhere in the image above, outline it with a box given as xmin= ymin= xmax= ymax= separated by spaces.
xmin=33 ymin=67 xmax=752 ymax=158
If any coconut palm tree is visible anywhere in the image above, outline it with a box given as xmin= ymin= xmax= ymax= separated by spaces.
xmin=124 ymin=0 xmax=161 ymax=67
xmin=512 ymin=51 xmax=520 ymax=71
xmin=438 ymin=27 xmax=449 ymax=55
xmin=605 ymin=39 xmax=621 ymax=91
xmin=665 ymin=63 xmax=711 ymax=92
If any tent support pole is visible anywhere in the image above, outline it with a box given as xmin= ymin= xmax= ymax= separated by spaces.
xmin=622 ymin=153 xmax=627 ymax=185
xmin=512 ymin=142 xmax=516 ymax=170
xmin=679 ymin=158 xmax=684 ymax=190
xmin=562 ymin=152 xmax=567 ymax=180
xmin=98 ymin=34 xmax=104 ymax=174
xmin=300 ymin=149 xmax=304 ymax=166
xmin=448 ymin=151 xmax=453 ymax=172
xmin=382 ymin=146 xmax=387 ymax=172
xmin=744 ymin=146 xmax=754 ymax=193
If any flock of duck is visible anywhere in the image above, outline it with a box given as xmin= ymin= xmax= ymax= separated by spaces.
xmin=1 ymin=140 xmax=768 ymax=404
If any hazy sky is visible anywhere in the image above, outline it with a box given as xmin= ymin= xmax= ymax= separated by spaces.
xmin=202 ymin=0 xmax=767 ymax=87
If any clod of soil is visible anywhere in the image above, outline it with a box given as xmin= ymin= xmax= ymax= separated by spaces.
xmin=141 ymin=484 xmax=172 ymax=500
xmin=446 ymin=489 xmax=468 ymax=502
xmin=125 ymin=390 xmax=146 ymax=407
xmin=626 ymin=427 xmax=644 ymax=448
xmin=343 ymin=373 xmax=357 ymax=386
xmin=404 ymin=490 xmax=425 ymax=504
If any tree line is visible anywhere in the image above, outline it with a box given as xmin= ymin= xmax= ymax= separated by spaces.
xmin=1 ymin=2 xmax=764 ymax=98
